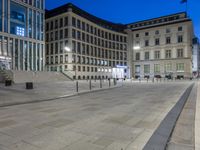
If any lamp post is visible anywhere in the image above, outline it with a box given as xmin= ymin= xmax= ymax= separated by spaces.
xmin=133 ymin=45 xmax=141 ymax=78
xmin=64 ymin=46 xmax=77 ymax=79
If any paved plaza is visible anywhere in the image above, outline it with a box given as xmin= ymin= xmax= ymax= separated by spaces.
xmin=0 ymin=81 xmax=197 ymax=150
xmin=0 ymin=80 xmax=119 ymax=107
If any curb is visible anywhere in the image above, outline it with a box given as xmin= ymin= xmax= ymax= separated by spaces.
xmin=0 ymin=85 xmax=122 ymax=108
xmin=143 ymin=83 xmax=194 ymax=150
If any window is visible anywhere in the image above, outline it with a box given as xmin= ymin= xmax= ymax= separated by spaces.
xmin=178 ymin=26 xmax=183 ymax=31
xmin=77 ymin=19 xmax=81 ymax=29
xmin=60 ymin=18 xmax=63 ymax=28
xmin=0 ymin=0 xmax=2 ymax=31
xmin=155 ymin=38 xmax=160 ymax=45
xmin=177 ymin=49 xmax=183 ymax=58
xmin=65 ymin=29 xmax=68 ymax=38
xmin=145 ymin=32 xmax=149 ymax=36
xmin=144 ymin=65 xmax=150 ymax=74
xmin=177 ymin=63 xmax=184 ymax=72
xmin=165 ymin=64 xmax=172 ymax=72
xmin=178 ymin=35 xmax=183 ymax=43
xmin=10 ymin=2 xmax=27 ymax=36
xmin=145 ymin=52 xmax=149 ymax=60
xmin=136 ymin=53 xmax=140 ymax=60
xmin=166 ymin=37 xmax=171 ymax=44
xmin=135 ymin=65 xmax=140 ymax=73
xmin=145 ymin=40 xmax=149 ymax=46
xmin=64 ymin=17 xmax=68 ymax=26
xmin=72 ymin=17 xmax=76 ymax=27
xmin=72 ymin=29 xmax=76 ymax=39
xmin=154 ymin=64 xmax=160 ymax=73
xmin=166 ymin=28 xmax=171 ymax=33
xmin=165 ymin=50 xmax=171 ymax=59
xmin=136 ymin=33 xmax=139 ymax=37
xmin=55 ymin=20 xmax=58 ymax=29
xmin=155 ymin=30 xmax=159 ymax=35
xmin=154 ymin=51 xmax=160 ymax=59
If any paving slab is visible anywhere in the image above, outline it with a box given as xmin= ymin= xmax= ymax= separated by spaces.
xmin=0 ymin=81 xmax=192 ymax=150
xmin=195 ymin=81 xmax=200 ymax=150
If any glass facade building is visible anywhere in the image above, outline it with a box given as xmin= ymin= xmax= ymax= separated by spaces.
xmin=0 ymin=0 xmax=45 ymax=71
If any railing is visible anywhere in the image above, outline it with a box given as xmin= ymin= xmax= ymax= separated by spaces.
xmin=61 ymin=70 xmax=74 ymax=81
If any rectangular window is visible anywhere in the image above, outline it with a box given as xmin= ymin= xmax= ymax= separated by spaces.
xmin=145 ymin=40 xmax=149 ymax=46
xmin=177 ymin=49 xmax=184 ymax=58
xmin=0 ymin=0 xmax=2 ymax=31
xmin=178 ymin=26 xmax=183 ymax=31
xmin=144 ymin=52 xmax=149 ymax=60
xmin=154 ymin=51 xmax=160 ymax=59
xmin=178 ymin=35 xmax=183 ymax=43
xmin=72 ymin=17 xmax=76 ymax=27
xmin=64 ymin=17 xmax=68 ymax=26
xmin=136 ymin=53 xmax=140 ymax=60
xmin=165 ymin=63 xmax=172 ymax=72
xmin=135 ymin=65 xmax=140 ymax=73
xmin=155 ymin=38 xmax=160 ymax=45
xmin=166 ymin=37 xmax=171 ymax=44
xmin=165 ymin=50 xmax=171 ymax=59
xmin=10 ymin=2 xmax=27 ymax=36
xmin=176 ymin=63 xmax=184 ymax=72
xmin=154 ymin=64 xmax=160 ymax=73
xmin=144 ymin=65 xmax=150 ymax=74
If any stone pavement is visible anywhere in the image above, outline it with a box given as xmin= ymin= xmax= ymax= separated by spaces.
xmin=0 ymin=82 xmax=192 ymax=150
xmin=0 ymin=79 xmax=119 ymax=107
xmin=195 ymin=81 xmax=200 ymax=150
xmin=167 ymin=83 xmax=197 ymax=150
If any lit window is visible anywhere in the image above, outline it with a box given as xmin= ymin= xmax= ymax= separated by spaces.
xmin=16 ymin=26 xmax=25 ymax=36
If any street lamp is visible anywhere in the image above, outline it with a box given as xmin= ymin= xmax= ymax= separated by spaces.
xmin=64 ymin=46 xmax=71 ymax=52
xmin=133 ymin=45 xmax=141 ymax=50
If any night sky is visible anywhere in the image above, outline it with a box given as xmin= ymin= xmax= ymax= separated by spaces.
xmin=46 ymin=0 xmax=200 ymax=38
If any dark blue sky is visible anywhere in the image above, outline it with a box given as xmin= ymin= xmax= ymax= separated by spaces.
xmin=46 ymin=0 xmax=200 ymax=38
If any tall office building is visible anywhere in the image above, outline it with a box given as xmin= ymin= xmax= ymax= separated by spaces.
xmin=192 ymin=37 xmax=200 ymax=77
xmin=126 ymin=12 xmax=194 ymax=79
xmin=45 ymin=3 xmax=129 ymax=80
xmin=0 ymin=0 xmax=45 ymax=71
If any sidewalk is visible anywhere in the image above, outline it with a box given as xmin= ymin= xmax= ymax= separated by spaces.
xmin=0 ymin=79 xmax=121 ymax=107
xmin=195 ymin=81 xmax=200 ymax=150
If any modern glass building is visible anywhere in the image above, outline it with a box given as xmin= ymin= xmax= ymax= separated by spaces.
xmin=0 ymin=0 xmax=45 ymax=71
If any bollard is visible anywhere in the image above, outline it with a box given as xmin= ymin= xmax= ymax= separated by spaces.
xmin=100 ymin=79 xmax=102 ymax=88
xmin=113 ymin=78 xmax=117 ymax=86
xmin=109 ymin=79 xmax=111 ymax=87
xmin=26 ymin=82 xmax=33 ymax=89
xmin=89 ymin=79 xmax=92 ymax=90
xmin=5 ymin=80 xmax=12 ymax=86
xmin=76 ymin=81 xmax=79 ymax=93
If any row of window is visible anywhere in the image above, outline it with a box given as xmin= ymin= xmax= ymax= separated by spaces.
xmin=136 ymin=35 xmax=183 ymax=47
xmin=131 ymin=14 xmax=183 ymax=28
xmin=0 ymin=1 xmax=44 ymax=41
xmin=46 ymin=55 xmax=127 ymax=67
xmin=135 ymin=63 xmax=185 ymax=74
xmin=46 ymin=28 xmax=127 ymax=50
xmin=135 ymin=26 xmax=183 ymax=37
xmin=46 ymin=16 xmax=127 ymax=42
xmin=72 ymin=28 xmax=127 ymax=49
xmin=0 ymin=35 xmax=44 ymax=71
xmin=18 ymin=0 xmax=44 ymax=9
xmin=135 ymin=49 xmax=184 ymax=60
xmin=46 ymin=41 xmax=127 ymax=60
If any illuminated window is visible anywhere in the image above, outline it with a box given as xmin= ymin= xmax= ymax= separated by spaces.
xmin=16 ymin=26 xmax=25 ymax=36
